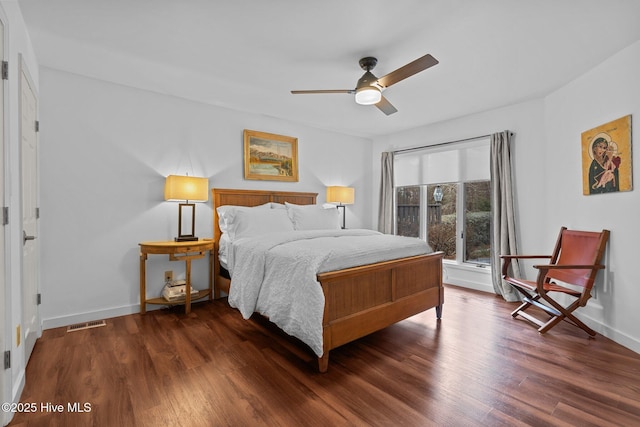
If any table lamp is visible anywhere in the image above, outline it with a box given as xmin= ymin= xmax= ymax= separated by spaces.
xmin=326 ymin=186 xmax=355 ymax=229
xmin=164 ymin=175 xmax=209 ymax=241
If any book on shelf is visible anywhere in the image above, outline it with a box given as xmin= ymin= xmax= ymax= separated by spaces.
xmin=162 ymin=279 xmax=199 ymax=302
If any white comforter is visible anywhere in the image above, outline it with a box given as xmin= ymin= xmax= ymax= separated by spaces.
xmin=226 ymin=229 xmax=432 ymax=356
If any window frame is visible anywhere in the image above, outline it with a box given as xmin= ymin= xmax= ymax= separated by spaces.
xmin=393 ymin=137 xmax=491 ymax=269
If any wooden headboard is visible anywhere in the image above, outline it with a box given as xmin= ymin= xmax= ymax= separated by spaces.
xmin=212 ymin=188 xmax=318 ymax=243
xmin=211 ymin=188 xmax=317 ymax=298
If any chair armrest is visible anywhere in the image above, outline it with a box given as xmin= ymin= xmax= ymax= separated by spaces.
xmin=501 ymin=254 xmax=552 ymax=277
xmin=533 ymin=264 xmax=605 ymax=271
xmin=501 ymin=255 xmax=552 ymax=259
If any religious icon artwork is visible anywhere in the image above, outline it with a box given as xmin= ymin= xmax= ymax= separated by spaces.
xmin=581 ymin=115 xmax=633 ymax=195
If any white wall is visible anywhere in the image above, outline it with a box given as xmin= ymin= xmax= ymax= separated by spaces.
xmin=38 ymin=67 xmax=373 ymax=328
xmin=0 ymin=0 xmax=40 ymax=422
xmin=371 ymin=41 xmax=640 ymax=353
xmin=543 ymin=40 xmax=640 ymax=351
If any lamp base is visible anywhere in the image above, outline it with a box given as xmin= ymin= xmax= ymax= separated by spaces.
xmin=175 ymin=236 xmax=199 ymax=242
xmin=337 ymin=204 xmax=346 ymax=229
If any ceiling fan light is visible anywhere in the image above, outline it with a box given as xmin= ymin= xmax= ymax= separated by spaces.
xmin=355 ymin=86 xmax=381 ymax=105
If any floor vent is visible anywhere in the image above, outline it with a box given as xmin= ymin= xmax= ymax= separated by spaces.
xmin=67 ymin=320 xmax=107 ymax=332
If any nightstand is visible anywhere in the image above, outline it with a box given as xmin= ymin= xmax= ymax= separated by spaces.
xmin=139 ymin=239 xmax=214 ymax=314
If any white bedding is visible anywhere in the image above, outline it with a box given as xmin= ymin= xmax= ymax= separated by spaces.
xmin=226 ymin=229 xmax=432 ymax=356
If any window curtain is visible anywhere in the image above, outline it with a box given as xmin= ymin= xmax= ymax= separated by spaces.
xmin=490 ymin=131 xmax=521 ymax=302
xmin=378 ymin=152 xmax=394 ymax=234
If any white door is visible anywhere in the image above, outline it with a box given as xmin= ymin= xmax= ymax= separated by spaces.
xmin=0 ymin=16 xmax=5 ymax=426
xmin=20 ymin=58 xmax=39 ymax=361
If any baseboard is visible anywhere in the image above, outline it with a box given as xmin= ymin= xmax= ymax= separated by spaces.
xmin=443 ymin=263 xmax=494 ymax=294
xmin=580 ymin=313 xmax=640 ymax=355
xmin=566 ymin=297 xmax=640 ymax=355
xmin=40 ymin=294 xmax=639 ymax=357
xmin=41 ymin=304 xmax=160 ymax=330
xmin=451 ymin=282 xmax=640 ymax=356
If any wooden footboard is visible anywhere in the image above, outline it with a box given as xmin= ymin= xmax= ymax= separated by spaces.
xmin=316 ymin=252 xmax=443 ymax=372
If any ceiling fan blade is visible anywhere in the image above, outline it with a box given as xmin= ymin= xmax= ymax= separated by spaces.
xmin=291 ymin=89 xmax=354 ymax=94
xmin=375 ymin=54 xmax=439 ymax=89
xmin=375 ymin=95 xmax=398 ymax=115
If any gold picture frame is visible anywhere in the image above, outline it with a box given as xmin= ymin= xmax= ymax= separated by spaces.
xmin=243 ymin=129 xmax=298 ymax=182
xmin=581 ymin=115 xmax=633 ymax=195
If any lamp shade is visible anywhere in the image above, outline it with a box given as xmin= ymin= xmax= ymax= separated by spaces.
xmin=164 ymin=175 xmax=209 ymax=202
xmin=326 ymin=186 xmax=355 ymax=205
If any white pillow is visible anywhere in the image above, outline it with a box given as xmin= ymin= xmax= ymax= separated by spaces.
xmin=216 ymin=203 xmax=271 ymax=234
xmin=285 ymin=202 xmax=340 ymax=230
xmin=230 ymin=208 xmax=294 ymax=240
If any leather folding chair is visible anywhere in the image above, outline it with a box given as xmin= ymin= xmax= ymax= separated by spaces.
xmin=501 ymin=227 xmax=609 ymax=336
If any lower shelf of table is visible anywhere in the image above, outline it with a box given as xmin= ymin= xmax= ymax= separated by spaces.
xmin=145 ymin=289 xmax=211 ymax=306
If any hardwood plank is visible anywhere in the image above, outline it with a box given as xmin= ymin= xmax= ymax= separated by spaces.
xmin=9 ymin=285 xmax=640 ymax=426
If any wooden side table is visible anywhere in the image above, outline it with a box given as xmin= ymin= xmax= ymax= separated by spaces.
xmin=139 ymin=239 xmax=214 ymax=314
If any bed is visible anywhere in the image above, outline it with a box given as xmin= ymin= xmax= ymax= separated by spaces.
xmin=212 ymin=188 xmax=444 ymax=372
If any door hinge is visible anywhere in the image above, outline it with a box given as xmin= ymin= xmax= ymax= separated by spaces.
xmin=37 ymin=293 xmax=41 ymax=305
xmin=2 ymin=207 xmax=7 ymax=225
xmin=3 ymin=350 xmax=9 ymax=369
xmin=1 ymin=61 xmax=8 ymax=80
xmin=35 ymin=120 xmax=40 ymax=132
xmin=36 ymin=207 xmax=40 ymax=219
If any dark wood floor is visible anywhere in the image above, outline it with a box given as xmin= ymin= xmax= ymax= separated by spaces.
xmin=9 ymin=285 xmax=640 ymax=426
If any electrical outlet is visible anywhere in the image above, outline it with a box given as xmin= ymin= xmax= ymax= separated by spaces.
xmin=165 ymin=270 xmax=173 ymax=282
xmin=16 ymin=325 xmax=20 ymax=347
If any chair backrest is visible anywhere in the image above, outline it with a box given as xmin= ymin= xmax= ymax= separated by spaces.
xmin=546 ymin=228 xmax=610 ymax=289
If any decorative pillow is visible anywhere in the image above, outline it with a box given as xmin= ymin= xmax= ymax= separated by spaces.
xmin=230 ymin=208 xmax=294 ymax=240
xmin=216 ymin=203 xmax=271 ymax=234
xmin=285 ymin=202 xmax=340 ymax=230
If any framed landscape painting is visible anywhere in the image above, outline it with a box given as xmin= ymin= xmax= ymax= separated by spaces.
xmin=243 ymin=129 xmax=298 ymax=182
xmin=581 ymin=115 xmax=633 ymax=195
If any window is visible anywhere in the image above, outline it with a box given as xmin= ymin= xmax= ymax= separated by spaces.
xmin=396 ymin=186 xmax=420 ymax=238
xmin=394 ymin=137 xmax=491 ymax=266
xmin=464 ymin=181 xmax=491 ymax=264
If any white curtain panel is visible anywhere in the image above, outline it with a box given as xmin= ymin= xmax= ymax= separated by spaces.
xmin=378 ymin=152 xmax=394 ymax=234
xmin=490 ymin=131 xmax=521 ymax=301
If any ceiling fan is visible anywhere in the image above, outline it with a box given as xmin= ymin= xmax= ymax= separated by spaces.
xmin=291 ymin=54 xmax=439 ymax=115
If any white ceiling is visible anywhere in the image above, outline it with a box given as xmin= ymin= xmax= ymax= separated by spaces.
xmin=18 ymin=0 xmax=640 ymax=138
